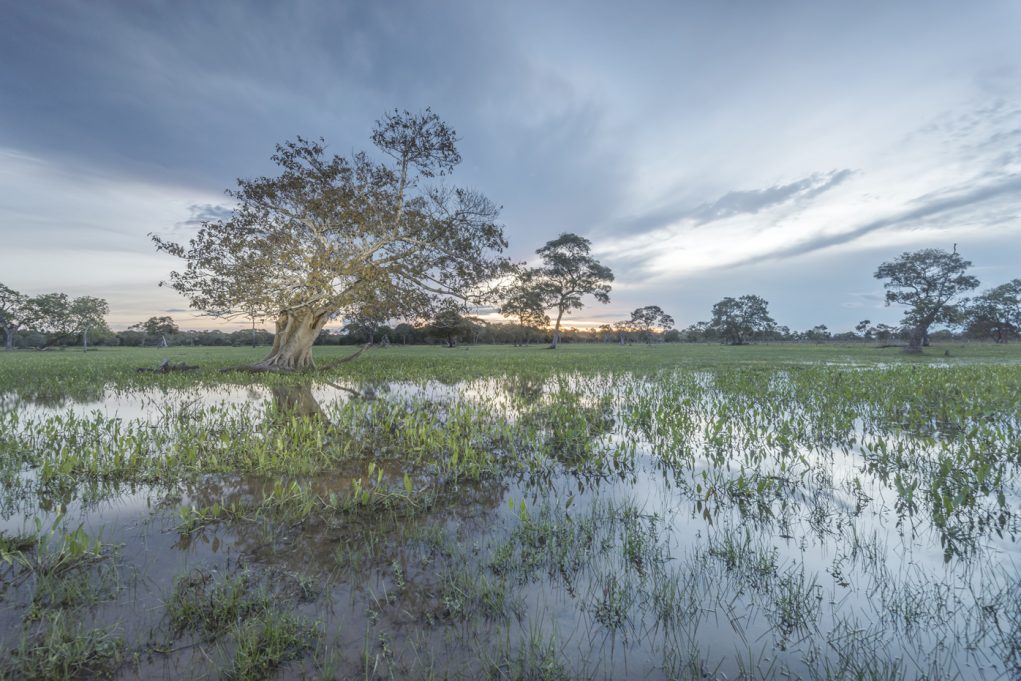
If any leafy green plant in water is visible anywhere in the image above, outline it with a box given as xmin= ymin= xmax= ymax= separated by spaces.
xmin=438 ymin=568 xmax=510 ymax=621
xmin=591 ymin=572 xmax=635 ymax=633
xmin=226 ymin=609 xmax=316 ymax=680
xmin=167 ymin=569 xmax=271 ymax=641
xmin=0 ymin=529 xmax=36 ymax=572
xmin=6 ymin=612 xmax=123 ymax=681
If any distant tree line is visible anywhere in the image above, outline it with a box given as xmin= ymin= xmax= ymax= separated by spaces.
xmin=3 ymin=246 xmax=1017 ymax=352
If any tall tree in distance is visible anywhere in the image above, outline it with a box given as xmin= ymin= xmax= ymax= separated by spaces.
xmin=0 ymin=283 xmax=26 ymax=351
xmin=425 ymin=300 xmax=480 ymax=348
xmin=530 ymin=233 xmax=613 ymax=349
xmin=153 ymin=109 xmax=509 ymax=370
xmin=966 ymin=279 xmax=1021 ymax=343
xmin=138 ymin=316 xmax=179 ymax=336
xmin=707 ymin=295 xmax=775 ymax=345
xmin=626 ymin=305 xmax=675 ymax=344
xmin=130 ymin=316 xmax=179 ymax=347
xmin=499 ymin=269 xmax=550 ymax=346
xmin=874 ymin=247 xmax=979 ymax=353
xmin=69 ymin=297 xmax=110 ymax=351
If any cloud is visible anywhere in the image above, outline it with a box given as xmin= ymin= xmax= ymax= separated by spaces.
xmin=725 ymin=172 xmax=1021 ymax=269
xmin=688 ymin=170 xmax=854 ymax=224
xmin=604 ymin=169 xmax=854 ymax=242
xmin=172 ymin=203 xmax=235 ymax=232
xmin=183 ymin=203 xmax=234 ymax=225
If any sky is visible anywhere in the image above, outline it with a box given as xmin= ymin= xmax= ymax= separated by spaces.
xmin=2 ymin=0 xmax=1020 ymax=333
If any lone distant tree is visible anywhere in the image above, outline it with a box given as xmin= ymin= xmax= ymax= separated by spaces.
xmin=966 ymin=279 xmax=1021 ymax=343
xmin=393 ymin=322 xmax=416 ymax=345
xmin=69 ymin=297 xmax=110 ymax=351
xmin=135 ymin=316 xmax=179 ymax=336
xmin=805 ymin=324 xmax=831 ymax=341
xmin=874 ymin=247 xmax=979 ymax=353
xmin=499 ymin=270 xmax=550 ymax=346
xmin=707 ymin=295 xmax=775 ymax=345
xmin=426 ymin=301 xmax=479 ymax=348
xmin=626 ymin=305 xmax=675 ymax=344
xmin=153 ymin=109 xmax=509 ymax=370
xmin=0 ymin=283 xmax=26 ymax=351
xmin=131 ymin=316 xmax=179 ymax=346
xmin=529 ymin=233 xmax=613 ymax=349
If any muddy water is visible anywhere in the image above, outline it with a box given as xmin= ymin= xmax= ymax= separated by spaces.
xmin=1 ymin=374 xmax=1019 ymax=679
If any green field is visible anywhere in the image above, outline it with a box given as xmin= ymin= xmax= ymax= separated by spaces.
xmin=1 ymin=344 xmax=1020 ymax=679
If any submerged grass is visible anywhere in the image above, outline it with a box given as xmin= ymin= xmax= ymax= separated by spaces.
xmin=5 ymin=613 xmax=123 ymax=681
xmin=1 ymin=344 xmax=1020 ymax=679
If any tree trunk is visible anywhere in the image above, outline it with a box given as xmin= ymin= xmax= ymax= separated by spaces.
xmin=549 ymin=309 xmax=565 ymax=349
xmin=255 ymin=309 xmax=330 ymax=370
xmin=2 ymin=325 xmax=12 ymax=351
xmin=82 ymin=327 xmax=89 ymax=352
xmin=905 ymin=311 xmax=939 ymax=354
xmin=905 ymin=325 xmax=925 ymax=353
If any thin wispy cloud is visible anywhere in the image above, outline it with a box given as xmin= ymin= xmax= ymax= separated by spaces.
xmin=688 ymin=170 xmax=854 ymax=225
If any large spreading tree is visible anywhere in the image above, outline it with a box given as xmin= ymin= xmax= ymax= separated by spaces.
xmin=153 ymin=110 xmax=509 ymax=369
xmin=874 ymin=247 xmax=979 ymax=352
xmin=526 ymin=233 xmax=614 ymax=349
xmin=707 ymin=295 xmax=775 ymax=345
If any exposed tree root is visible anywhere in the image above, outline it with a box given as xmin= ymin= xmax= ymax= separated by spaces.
xmin=223 ymin=343 xmax=374 ymax=374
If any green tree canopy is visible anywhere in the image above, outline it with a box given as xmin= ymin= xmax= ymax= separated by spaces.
xmin=966 ymin=279 xmax=1021 ymax=342
xmin=21 ymin=293 xmax=109 ymax=349
xmin=707 ymin=295 xmax=775 ymax=345
xmin=625 ymin=305 xmax=675 ymax=343
xmin=499 ymin=269 xmax=551 ymax=345
xmin=425 ymin=300 xmax=481 ymax=348
xmin=527 ymin=233 xmax=613 ymax=349
xmin=132 ymin=316 xmax=179 ymax=336
xmin=874 ymin=247 xmax=979 ymax=352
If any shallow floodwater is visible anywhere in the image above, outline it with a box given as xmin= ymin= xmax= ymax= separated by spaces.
xmin=1 ymin=367 xmax=1019 ymax=679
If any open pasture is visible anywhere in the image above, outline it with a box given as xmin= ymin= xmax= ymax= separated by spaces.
xmin=1 ymin=343 xmax=1020 ymax=680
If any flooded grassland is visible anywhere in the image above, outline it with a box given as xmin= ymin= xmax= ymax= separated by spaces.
xmin=0 ymin=345 xmax=1020 ymax=680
